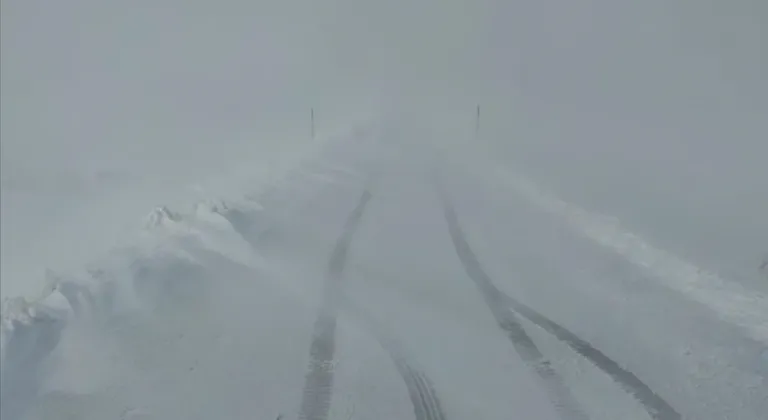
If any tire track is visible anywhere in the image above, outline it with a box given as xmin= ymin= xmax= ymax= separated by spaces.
xmin=500 ymin=294 xmax=681 ymax=420
xmin=297 ymin=189 xmax=372 ymax=420
xmin=225 ymin=181 xmax=446 ymax=420
xmin=439 ymin=190 xmax=680 ymax=420
xmin=297 ymin=186 xmax=446 ymax=420
xmin=440 ymin=195 xmax=589 ymax=420
xmin=342 ymin=296 xmax=447 ymax=420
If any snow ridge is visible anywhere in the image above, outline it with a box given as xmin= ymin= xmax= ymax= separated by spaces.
xmin=0 ymin=194 xmax=262 ymax=420
xmin=0 ymin=122 xmax=378 ymax=420
xmin=143 ymin=206 xmax=183 ymax=230
xmin=495 ymin=166 xmax=768 ymax=346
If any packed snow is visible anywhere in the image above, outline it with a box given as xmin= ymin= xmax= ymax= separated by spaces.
xmin=3 ymin=123 xmax=765 ymax=419
xmin=2 ymin=0 xmax=766 ymax=419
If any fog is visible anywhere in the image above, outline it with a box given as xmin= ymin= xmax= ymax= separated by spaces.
xmin=481 ymin=0 xmax=768 ymax=288
xmin=2 ymin=0 xmax=766 ymax=313
xmin=2 ymin=1 xmax=767 ymax=418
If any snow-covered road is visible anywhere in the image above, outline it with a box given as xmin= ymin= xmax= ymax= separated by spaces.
xmin=2 ymin=124 xmax=766 ymax=420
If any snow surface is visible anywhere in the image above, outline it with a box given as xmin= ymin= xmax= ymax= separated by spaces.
xmin=2 ymin=123 xmax=766 ymax=420
xmin=3 ymin=1 xmax=766 ymax=419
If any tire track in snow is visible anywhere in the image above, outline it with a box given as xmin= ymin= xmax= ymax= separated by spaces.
xmin=439 ymin=190 xmax=680 ymax=420
xmin=342 ymin=296 xmax=447 ymax=420
xmin=224 ymin=180 xmax=446 ymax=420
xmin=500 ymin=294 xmax=681 ymax=420
xmin=296 ymin=187 xmax=446 ymax=420
xmin=297 ymin=189 xmax=372 ymax=420
xmin=439 ymin=194 xmax=589 ymax=420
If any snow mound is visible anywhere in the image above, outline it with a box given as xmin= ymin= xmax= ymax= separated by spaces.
xmin=143 ymin=206 xmax=183 ymax=230
xmin=0 ymin=195 xmax=267 ymax=420
xmin=194 ymin=198 xmax=229 ymax=215
xmin=0 ymin=122 xmax=377 ymax=420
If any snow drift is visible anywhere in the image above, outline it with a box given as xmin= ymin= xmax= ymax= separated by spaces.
xmin=0 ymin=125 xmax=378 ymax=420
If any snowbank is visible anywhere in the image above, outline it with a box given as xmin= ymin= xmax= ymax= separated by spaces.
xmin=0 ymin=122 xmax=379 ymax=420
xmin=0 ymin=193 xmax=263 ymax=418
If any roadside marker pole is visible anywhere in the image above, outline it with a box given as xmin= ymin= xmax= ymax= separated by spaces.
xmin=475 ymin=104 xmax=481 ymax=139
xmin=311 ymin=108 xmax=315 ymax=140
